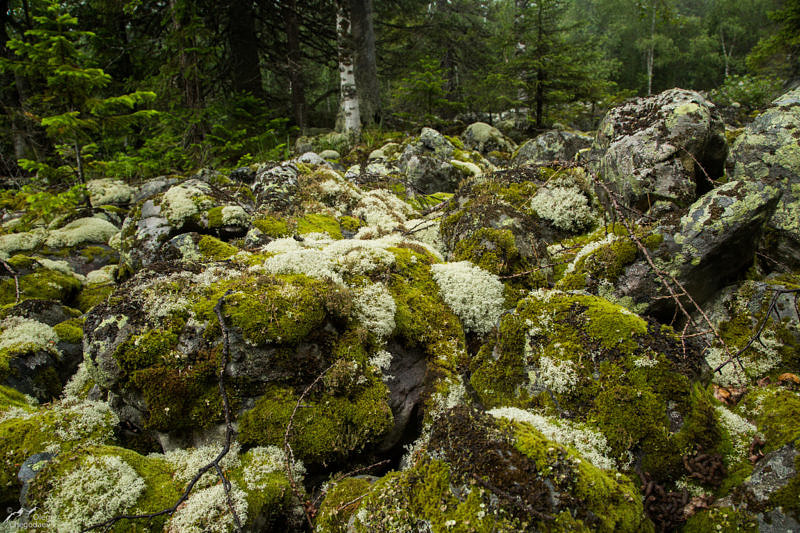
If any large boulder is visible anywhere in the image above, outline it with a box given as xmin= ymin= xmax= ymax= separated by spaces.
xmin=461 ymin=121 xmax=517 ymax=155
xmin=728 ymin=87 xmax=800 ymax=267
xmin=513 ymin=129 xmax=593 ymax=166
xmin=397 ymin=128 xmax=472 ymax=194
xmin=593 ymin=88 xmax=728 ymax=215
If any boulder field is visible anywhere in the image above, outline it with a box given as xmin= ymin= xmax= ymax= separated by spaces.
xmin=1 ymin=88 xmax=799 ymax=532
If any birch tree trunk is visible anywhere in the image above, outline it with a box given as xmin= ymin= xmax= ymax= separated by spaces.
xmin=646 ymin=1 xmax=656 ymax=96
xmin=336 ymin=0 xmax=361 ymax=136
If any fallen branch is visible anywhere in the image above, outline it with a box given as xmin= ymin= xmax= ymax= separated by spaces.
xmin=0 ymin=258 xmax=20 ymax=303
xmin=712 ymin=288 xmax=800 ymax=374
xmin=82 ymin=289 xmax=242 ymax=532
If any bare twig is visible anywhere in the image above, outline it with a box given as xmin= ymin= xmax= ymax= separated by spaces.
xmin=0 ymin=258 xmax=20 ymax=303
xmin=712 ymin=288 xmax=800 ymax=374
xmin=310 ymin=459 xmax=391 ymax=509
xmin=82 ymin=290 xmax=242 ymax=532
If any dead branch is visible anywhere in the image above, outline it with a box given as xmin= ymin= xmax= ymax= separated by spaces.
xmin=82 ymin=289 xmax=242 ymax=532
xmin=712 ymin=288 xmax=800 ymax=374
xmin=0 ymin=258 xmax=20 ymax=303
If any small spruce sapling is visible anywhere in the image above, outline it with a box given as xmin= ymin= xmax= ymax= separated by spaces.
xmin=0 ymin=1 xmax=157 ymax=182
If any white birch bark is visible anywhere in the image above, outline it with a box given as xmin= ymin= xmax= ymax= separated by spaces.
xmin=336 ymin=1 xmax=361 ymax=136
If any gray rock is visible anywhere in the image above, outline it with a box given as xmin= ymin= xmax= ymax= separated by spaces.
xmin=253 ymin=162 xmax=300 ymax=210
xmin=397 ymin=128 xmax=462 ymax=193
xmin=615 ymin=179 xmax=781 ymax=317
xmin=593 ymin=88 xmax=728 ymax=215
xmin=513 ymin=130 xmax=593 ymax=166
xmin=729 ymin=87 xmax=800 ymax=267
xmin=297 ymin=151 xmax=325 ymax=165
xmin=745 ymin=442 xmax=798 ymax=503
xmin=18 ymin=452 xmax=56 ymax=507
xmin=462 ymin=122 xmax=516 ymax=154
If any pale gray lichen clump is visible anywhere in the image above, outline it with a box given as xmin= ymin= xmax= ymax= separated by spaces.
xmin=0 ymin=316 xmax=60 ymax=355
xmin=530 ymin=186 xmax=596 ymax=231
xmin=44 ymin=217 xmax=119 ymax=248
xmin=430 ymin=261 xmax=505 ymax=335
xmin=42 ymin=454 xmax=145 ymax=533
xmin=167 ymin=482 xmax=248 ymax=533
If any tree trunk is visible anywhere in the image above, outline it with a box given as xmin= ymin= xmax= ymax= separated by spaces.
xmin=227 ymin=0 xmax=265 ymax=100
xmin=647 ymin=1 xmax=656 ymax=95
xmin=285 ymin=0 xmax=307 ymax=132
xmin=350 ymin=0 xmax=380 ymax=126
xmin=535 ymin=1 xmax=544 ymax=128
xmin=169 ymin=0 xmax=203 ymax=143
xmin=336 ymin=0 xmax=360 ymax=136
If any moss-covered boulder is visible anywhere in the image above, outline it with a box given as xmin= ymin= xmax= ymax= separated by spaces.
xmin=461 ymin=121 xmax=517 ymax=155
xmin=334 ymin=406 xmax=651 ymax=532
xmin=729 ymin=87 xmax=800 ymax=267
xmin=85 ymin=232 xmax=470 ymax=464
xmin=0 ymin=314 xmax=82 ymax=401
xmin=440 ymin=166 xmax=599 ymax=293
xmin=118 ymin=177 xmax=253 ymax=270
xmin=20 ymin=442 xmax=303 ymax=532
xmin=470 ymin=289 xmax=725 ymax=482
xmin=86 ymin=178 xmax=135 ymax=207
xmin=593 ymin=88 xmax=727 ymax=215
xmin=0 ymin=397 xmax=118 ymax=510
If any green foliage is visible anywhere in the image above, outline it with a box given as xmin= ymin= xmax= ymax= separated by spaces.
xmin=0 ymin=183 xmax=86 ymax=227
xmin=709 ymin=74 xmax=783 ymax=111
xmin=391 ymin=57 xmax=459 ymax=123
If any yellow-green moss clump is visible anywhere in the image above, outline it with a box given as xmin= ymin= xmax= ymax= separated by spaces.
xmin=316 ymin=477 xmax=373 ymax=533
xmin=197 ymin=235 xmax=239 ymax=261
xmin=469 ymin=289 xmax=720 ymax=479
xmin=253 ymin=215 xmax=290 ymax=237
xmin=0 ymin=255 xmax=83 ymax=306
xmin=296 ymin=213 xmax=343 ymax=239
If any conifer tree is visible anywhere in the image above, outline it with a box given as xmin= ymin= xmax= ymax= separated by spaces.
xmin=1 ymin=1 xmax=156 ymax=182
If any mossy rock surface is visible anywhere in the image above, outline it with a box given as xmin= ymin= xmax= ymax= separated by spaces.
xmin=470 ymin=289 xmax=718 ymax=480
xmin=348 ymin=406 xmax=651 ymax=532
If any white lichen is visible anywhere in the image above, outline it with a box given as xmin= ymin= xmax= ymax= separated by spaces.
xmin=0 ymin=316 xmax=60 ymax=355
xmin=489 ymin=407 xmax=617 ymax=470
xmin=531 ymin=355 xmax=579 ymax=394
xmin=158 ymin=442 xmax=242 ymax=490
xmin=714 ymin=404 xmax=759 ymax=461
xmin=242 ymin=446 xmax=305 ymax=490
xmin=160 ymin=181 xmax=214 ymax=227
xmin=220 ymin=205 xmax=249 ymax=226
xmin=167 ymin=482 xmax=248 ymax=533
xmin=42 ymin=454 xmax=145 ymax=533
xmin=353 ymin=283 xmax=396 ymax=340
xmin=430 ymin=261 xmax=505 ymax=335
xmin=86 ymin=178 xmax=135 ymax=206
xmin=530 ymin=186 xmax=596 ymax=231
xmin=0 ymin=228 xmax=47 ymax=259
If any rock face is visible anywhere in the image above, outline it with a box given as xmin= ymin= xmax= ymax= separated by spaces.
xmin=397 ymin=127 xmax=465 ymax=193
xmin=729 ymin=87 xmax=800 ymax=266
xmin=513 ymin=129 xmax=593 ymax=166
xmin=593 ymin=88 xmax=728 ymax=214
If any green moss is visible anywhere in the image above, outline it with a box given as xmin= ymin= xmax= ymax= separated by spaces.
xmin=207 ymin=206 xmax=224 ymax=228
xmin=452 ymin=227 xmax=528 ymax=277
xmin=316 ymin=477 xmax=372 ymax=533
xmin=446 ymin=135 xmax=465 ymax=150
xmin=296 ymin=213 xmax=343 ymax=239
xmin=79 ymin=245 xmax=117 ymax=264
xmin=53 ymin=317 xmax=84 ymax=344
xmin=197 ymin=235 xmax=238 ymax=261
xmin=337 ymin=215 xmax=364 ymax=233
xmin=253 ymin=215 xmax=290 ymax=238
xmin=76 ymin=283 xmax=115 ymax=312
xmin=742 ymin=387 xmax=800 ymax=452
xmin=194 ymin=273 xmax=329 ymax=345
xmin=682 ymin=506 xmax=758 ymax=533
xmin=0 ymin=384 xmax=34 ymax=413
xmin=387 ymin=246 xmax=465 ymax=375
xmin=115 ymin=329 xmax=179 ymax=373
xmin=512 ymin=422 xmax=649 ymax=532
xmin=0 ymin=268 xmax=82 ymax=306
xmin=554 ymin=237 xmax=638 ymax=291
xmin=238 ymin=379 xmax=393 ymax=466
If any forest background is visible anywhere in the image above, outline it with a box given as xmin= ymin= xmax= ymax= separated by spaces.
xmin=0 ymin=0 xmax=797 ymax=188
